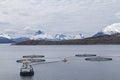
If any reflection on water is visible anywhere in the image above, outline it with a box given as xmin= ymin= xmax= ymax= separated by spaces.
xmin=0 ymin=44 xmax=120 ymax=80
xmin=20 ymin=76 xmax=34 ymax=80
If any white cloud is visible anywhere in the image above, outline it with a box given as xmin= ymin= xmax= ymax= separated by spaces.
xmin=0 ymin=0 xmax=120 ymax=36
xmin=115 ymin=12 xmax=120 ymax=19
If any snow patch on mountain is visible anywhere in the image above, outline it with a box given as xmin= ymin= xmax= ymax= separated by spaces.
xmin=0 ymin=33 xmax=11 ymax=39
xmin=103 ymin=23 xmax=120 ymax=35
xmin=55 ymin=33 xmax=84 ymax=40
xmin=55 ymin=34 xmax=68 ymax=40
xmin=30 ymin=30 xmax=84 ymax=41
xmin=31 ymin=30 xmax=54 ymax=40
xmin=93 ymin=23 xmax=120 ymax=37
xmin=74 ymin=33 xmax=84 ymax=39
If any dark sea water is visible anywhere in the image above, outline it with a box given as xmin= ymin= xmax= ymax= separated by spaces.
xmin=0 ymin=44 xmax=120 ymax=80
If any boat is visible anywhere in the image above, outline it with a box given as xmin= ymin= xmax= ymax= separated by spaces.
xmin=20 ymin=61 xmax=34 ymax=76
xmin=62 ymin=58 xmax=68 ymax=62
xmin=85 ymin=56 xmax=112 ymax=61
xmin=75 ymin=54 xmax=96 ymax=57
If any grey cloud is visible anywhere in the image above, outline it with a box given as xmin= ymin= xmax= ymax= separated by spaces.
xmin=18 ymin=12 xmax=30 ymax=16
xmin=2 ymin=12 xmax=9 ymax=15
xmin=115 ymin=12 xmax=120 ymax=19
xmin=0 ymin=0 xmax=120 ymax=36
xmin=0 ymin=22 xmax=10 ymax=25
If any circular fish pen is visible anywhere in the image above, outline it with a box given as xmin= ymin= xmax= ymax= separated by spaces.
xmin=85 ymin=56 xmax=112 ymax=61
xmin=75 ymin=54 xmax=97 ymax=57
xmin=23 ymin=55 xmax=45 ymax=58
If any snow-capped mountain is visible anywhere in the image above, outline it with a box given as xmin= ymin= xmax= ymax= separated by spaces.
xmin=0 ymin=33 xmax=29 ymax=43
xmin=34 ymin=30 xmax=44 ymax=35
xmin=103 ymin=23 xmax=120 ymax=35
xmin=0 ymin=33 xmax=14 ymax=43
xmin=93 ymin=23 xmax=120 ymax=37
xmin=55 ymin=34 xmax=68 ymax=40
xmin=55 ymin=33 xmax=84 ymax=40
xmin=0 ymin=30 xmax=85 ymax=43
xmin=30 ymin=30 xmax=84 ymax=41
xmin=0 ymin=33 xmax=11 ymax=39
xmin=31 ymin=30 xmax=54 ymax=40
xmin=73 ymin=33 xmax=84 ymax=39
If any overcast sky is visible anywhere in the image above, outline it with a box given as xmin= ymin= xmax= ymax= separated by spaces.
xmin=0 ymin=0 xmax=120 ymax=37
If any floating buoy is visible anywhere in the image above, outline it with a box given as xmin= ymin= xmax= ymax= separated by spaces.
xmin=85 ymin=56 xmax=112 ymax=61
xmin=62 ymin=58 xmax=67 ymax=62
xmin=75 ymin=54 xmax=96 ymax=57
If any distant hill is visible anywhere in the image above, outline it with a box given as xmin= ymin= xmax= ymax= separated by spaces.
xmin=12 ymin=37 xmax=30 ymax=43
xmin=93 ymin=32 xmax=109 ymax=37
xmin=15 ymin=33 xmax=120 ymax=45
xmin=0 ymin=37 xmax=14 ymax=43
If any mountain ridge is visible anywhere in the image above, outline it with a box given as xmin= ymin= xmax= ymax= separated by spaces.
xmin=15 ymin=33 xmax=120 ymax=45
xmin=1 ymin=23 xmax=120 ymax=44
xmin=0 ymin=30 xmax=84 ymax=43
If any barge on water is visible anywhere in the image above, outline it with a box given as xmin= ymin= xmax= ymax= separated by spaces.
xmin=20 ymin=61 xmax=34 ymax=76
